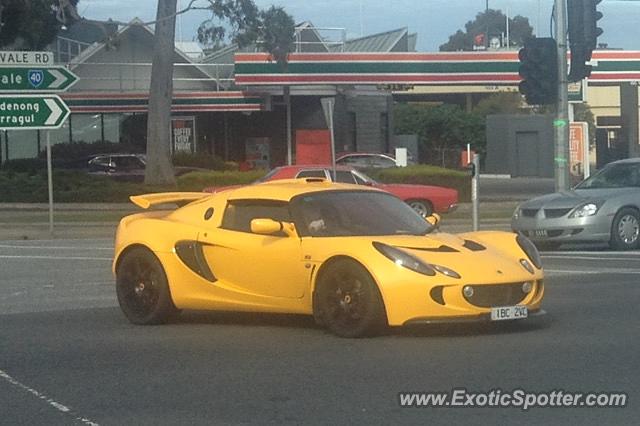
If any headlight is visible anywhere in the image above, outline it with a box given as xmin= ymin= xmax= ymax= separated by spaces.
xmin=515 ymin=234 xmax=542 ymax=269
xmin=372 ymin=242 xmax=461 ymax=278
xmin=568 ymin=202 xmax=601 ymax=218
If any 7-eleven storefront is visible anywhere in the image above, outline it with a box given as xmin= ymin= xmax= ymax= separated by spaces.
xmin=0 ymin=91 xmax=275 ymax=165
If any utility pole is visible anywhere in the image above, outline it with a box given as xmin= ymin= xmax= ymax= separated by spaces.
xmin=554 ymin=0 xmax=571 ymax=192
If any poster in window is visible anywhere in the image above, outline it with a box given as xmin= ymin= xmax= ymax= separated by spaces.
xmin=171 ymin=117 xmax=196 ymax=154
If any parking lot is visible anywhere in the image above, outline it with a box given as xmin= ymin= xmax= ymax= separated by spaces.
xmin=0 ymin=238 xmax=637 ymax=425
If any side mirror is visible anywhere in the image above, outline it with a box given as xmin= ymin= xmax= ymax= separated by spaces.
xmin=250 ymin=218 xmax=295 ymax=237
xmin=425 ymin=213 xmax=441 ymax=227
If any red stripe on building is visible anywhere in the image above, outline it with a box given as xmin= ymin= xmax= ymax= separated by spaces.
xmin=235 ymin=74 xmax=520 ymax=84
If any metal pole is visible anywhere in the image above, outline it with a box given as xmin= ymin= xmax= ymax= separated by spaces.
xmin=285 ymin=86 xmax=292 ymax=165
xmin=46 ymin=131 xmax=54 ymax=237
xmin=328 ymin=110 xmax=336 ymax=181
xmin=472 ymin=153 xmax=480 ymax=231
xmin=554 ymin=0 xmax=571 ymax=192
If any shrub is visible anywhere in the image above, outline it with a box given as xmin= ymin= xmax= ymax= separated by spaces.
xmin=172 ymin=152 xmax=237 ymax=171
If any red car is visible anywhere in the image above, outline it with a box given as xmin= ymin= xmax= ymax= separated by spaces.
xmin=205 ymin=165 xmax=458 ymax=217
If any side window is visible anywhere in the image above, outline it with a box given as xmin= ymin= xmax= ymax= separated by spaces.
xmin=335 ymin=171 xmax=357 ymax=184
xmin=221 ymin=200 xmax=291 ymax=233
xmin=296 ymin=169 xmax=327 ymax=179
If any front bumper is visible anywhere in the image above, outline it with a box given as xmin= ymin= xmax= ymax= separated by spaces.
xmin=404 ymin=308 xmax=546 ymax=325
xmin=511 ymin=213 xmax=612 ymax=243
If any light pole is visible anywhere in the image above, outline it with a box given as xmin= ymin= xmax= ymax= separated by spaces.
xmin=554 ymin=0 xmax=571 ymax=192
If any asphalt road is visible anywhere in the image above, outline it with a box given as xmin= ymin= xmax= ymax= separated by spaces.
xmin=0 ymin=239 xmax=638 ymax=425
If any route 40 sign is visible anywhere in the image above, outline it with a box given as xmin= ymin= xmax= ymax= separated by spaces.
xmin=0 ymin=66 xmax=78 ymax=92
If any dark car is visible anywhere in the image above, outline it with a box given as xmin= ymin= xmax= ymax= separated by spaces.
xmin=88 ymin=154 xmax=147 ymax=181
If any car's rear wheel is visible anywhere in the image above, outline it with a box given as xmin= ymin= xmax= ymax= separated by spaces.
xmin=610 ymin=207 xmax=640 ymax=250
xmin=407 ymin=199 xmax=433 ymax=217
xmin=314 ymin=259 xmax=387 ymax=338
xmin=116 ymin=247 xmax=178 ymax=325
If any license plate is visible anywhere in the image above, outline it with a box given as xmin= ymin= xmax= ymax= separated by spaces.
xmin=532 ymin=229 xmax=547 ymax=237
xmin=491 ymin=306 xmax=528 ymax=321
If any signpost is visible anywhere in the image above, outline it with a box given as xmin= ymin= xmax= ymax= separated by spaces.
xmin=0 ymin=51 xmax=75 ymax=236
xmin=0 ymin=94 xmax=70 ymax=128
xmin=0 ymin=66 xmax=78 ymax=92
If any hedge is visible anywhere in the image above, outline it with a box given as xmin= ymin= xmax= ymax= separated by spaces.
xmin=0 ymin=166 xmax=470 ymax=203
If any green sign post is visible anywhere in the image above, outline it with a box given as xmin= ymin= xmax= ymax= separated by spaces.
xmin=0 ymin=94 xmax=70 ymax=129
xmin=0 ymin=66 xmax=78 ymax=92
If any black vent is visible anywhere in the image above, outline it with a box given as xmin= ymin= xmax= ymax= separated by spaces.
xmin=463 ymin=240 xmax=486 ymax=251
xmin=544 ymin=208 xmax=572 ymax=218
xmin=175 ymin=241 xmax=216 ymax=282
xmin=463 ymin=283 xmax=529 ymax=308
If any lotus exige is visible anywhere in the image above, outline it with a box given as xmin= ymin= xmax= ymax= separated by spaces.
xmin=113 ymin=179 xmax=545 ymax=337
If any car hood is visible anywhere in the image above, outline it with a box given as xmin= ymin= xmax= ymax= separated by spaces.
xmin=518 ymin=188 xmax=636 ymax=209
xmin=306 ymin=232 xmax=534 ymax=280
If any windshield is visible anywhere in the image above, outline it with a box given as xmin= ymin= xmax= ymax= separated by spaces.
xmin=255 ymin=168 xmax=280 ymax=183
xmin=352 ymin=170 xmax=378 ymax=185
xmin=290 ymin=191 xmax=432 ymax=237
xmin=575 ymin=162 xmax=640 ymax=189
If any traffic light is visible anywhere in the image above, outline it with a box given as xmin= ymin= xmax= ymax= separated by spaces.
xmin=567 ymin=0 xmax=604 ymax=82
xmin=518 ymin=37 xmax=558 ymax=105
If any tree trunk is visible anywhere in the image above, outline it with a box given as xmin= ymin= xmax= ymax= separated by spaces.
xmin=145 ymin=0 xmax=177 ymax=185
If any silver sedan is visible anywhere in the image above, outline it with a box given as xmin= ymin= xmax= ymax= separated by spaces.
xmin=511 ymin=158 xmax=640 ymax=250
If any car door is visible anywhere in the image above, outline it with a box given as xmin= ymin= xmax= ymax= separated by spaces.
xmin=198 ymin=199 xmax=309 ymax=299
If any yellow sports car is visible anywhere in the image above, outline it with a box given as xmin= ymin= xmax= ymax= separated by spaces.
xmin=113 ymin=179 xmax=545 ymax=337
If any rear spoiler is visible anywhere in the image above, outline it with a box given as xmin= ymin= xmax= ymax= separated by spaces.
xmin=130 ymin=192 xmax=210 ymax=209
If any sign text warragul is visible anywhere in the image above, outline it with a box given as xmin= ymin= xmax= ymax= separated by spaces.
xmin=0 ymin=95 xmax=70 ymax=129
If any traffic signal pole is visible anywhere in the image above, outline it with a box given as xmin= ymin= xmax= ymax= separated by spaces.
xmin=554 ymin=0 xmax=571 ymax=192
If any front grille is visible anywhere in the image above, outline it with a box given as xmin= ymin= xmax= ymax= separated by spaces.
xmin=521 ymin=209 xmax=539 ymax=217
xmin=547 ymin=230 xmax=563 ymax=237
xmin=463 ymin=283 xmax=530 ymax=308
xmin=544 ymin=208 xmax=572 ymax=218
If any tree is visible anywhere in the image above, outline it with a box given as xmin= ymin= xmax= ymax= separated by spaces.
xmin=0 ymin=0 xmax=79 ymax=50
xmin=439 ymin=9 xmax=533 ymax=51
xmin=394 ymin=104 xmax=484 ymax=166
xmin=145 ymin=0 xmax=264 ymax=185
xmin=472 ymin=91 xmax=527 ymax=117
xmin=146 ymin=0 xmax=178 ymax=185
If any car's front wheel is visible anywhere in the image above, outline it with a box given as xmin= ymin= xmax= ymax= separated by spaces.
xmin=406 ymin=199 xmax=433 ymax=217
xmin=116 ymin=247 xmax=178 ymax=324
xmin=610 ymin=207 xmax=640 ymax=250
xmin=313 ymin=259 xmax=387 ymax=338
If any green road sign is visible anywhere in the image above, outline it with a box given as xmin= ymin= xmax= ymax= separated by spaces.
xmin=0 ymin=66 xmax=78 ymax=92
xmin=0 ymin=95 xmax=70 ymax=129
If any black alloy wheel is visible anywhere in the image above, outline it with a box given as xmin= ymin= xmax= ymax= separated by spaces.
xmin=116 ymin=247 xmax=178 ymax=325
xmin=314 ymin=259 xmax=387 ymax=338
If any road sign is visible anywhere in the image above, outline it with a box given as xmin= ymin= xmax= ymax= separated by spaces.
xmin=0 ymin=51 xmax=54 ymax=65
xmin=0 ymin=66 xmax=78 ymax=92
xmin=0 ymin=94 xmax=70 ymax=129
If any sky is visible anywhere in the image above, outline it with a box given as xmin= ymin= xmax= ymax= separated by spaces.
xmin=78 ymin=0 xmax=640 ymax=51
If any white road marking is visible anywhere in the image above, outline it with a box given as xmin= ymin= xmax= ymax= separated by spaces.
xmin=0 ymin=369 xmax=99 ymax=426
xmin=0 ymin=244 xmax=112 ymax=251
xmin=0 ymin=255 xmax=112 ymax=261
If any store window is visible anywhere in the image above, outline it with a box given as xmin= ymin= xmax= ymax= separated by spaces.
xmin=71 ymin=114 xmax=102 ymax=143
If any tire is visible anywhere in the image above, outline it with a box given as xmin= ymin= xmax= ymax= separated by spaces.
xmin=313 ymin=259 xmax=387 ymax=338
xmin=609 ymin=207 xmax=640 ymax=250
xmin=116 ymin=247 xmax=178 ymax=325
xmin=407 ymin=199 xmax=433 ymax=217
